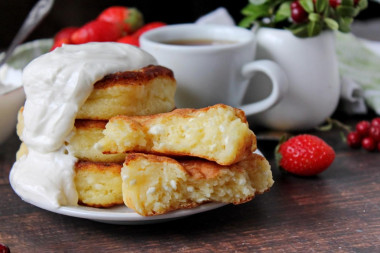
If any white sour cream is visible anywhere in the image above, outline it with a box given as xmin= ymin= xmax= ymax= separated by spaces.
xmin=10 ymin=42 xmax=157 ymax=208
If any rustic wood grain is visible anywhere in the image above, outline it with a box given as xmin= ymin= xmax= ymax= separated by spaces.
xmin=0 ymin=115 xmax=379 ymax=253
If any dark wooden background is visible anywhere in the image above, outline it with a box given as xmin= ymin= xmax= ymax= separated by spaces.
xmin=0 ymin=0 xmax=380 ymax=49
xmin=1 ymin=112 xmax=379 ymax=252
xmin=0 ymin=1 xmax=380 ymax=252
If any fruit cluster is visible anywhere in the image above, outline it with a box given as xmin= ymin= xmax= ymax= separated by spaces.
xmin=240 ymin=0 xmax=368 ymax=38
xmin=290 ymin=0 xmax=362 ymax=24
xmin=0 ymin=243 xmax=10 ymax=253
xmin=51 ymin=6 xmax=166 ymax=50
xmin=347 ymin=117 xmax=380 ymax=151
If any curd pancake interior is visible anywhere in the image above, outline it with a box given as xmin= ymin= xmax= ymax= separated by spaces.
xmin=17 ymin=111 xmax=126 ymax=163
xmin=74 ymin=161 xmax=123 ymax=208
xmin=69 ymin=120 xmax=127 ymax=163
xmin=121 ymin=153 xmax=273 ymax=216
xmin=98 ymin=104 xmax=256 ymax=166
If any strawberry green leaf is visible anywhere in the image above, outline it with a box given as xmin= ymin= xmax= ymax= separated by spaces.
xmin=274 ymin=134 xmax=288 ymax=168
xmin=275 ymin=147 xmax=283 ymax=168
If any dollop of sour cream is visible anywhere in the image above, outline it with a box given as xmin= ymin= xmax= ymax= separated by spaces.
xmin=10 ymin=42 xmax=157 ymax=208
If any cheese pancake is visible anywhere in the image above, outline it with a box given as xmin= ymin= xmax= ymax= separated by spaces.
xmin=98 ymin=104 xmax=256 ymax=166
xmin=74 ymin=161 xmax=123 ymax=208
xmin=121 ymin=153 xmax=273 ymax=216
xmin=76 ymin=65 xmax=176 ymax=120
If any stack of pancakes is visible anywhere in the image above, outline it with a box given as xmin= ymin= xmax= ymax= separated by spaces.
xmin=97 ymin=104 xmax=274 ymax=216
xmin=16 ymin=64 xmax=273 ymax=216
xmin=17 ymin=65 xmax=177 ymax=207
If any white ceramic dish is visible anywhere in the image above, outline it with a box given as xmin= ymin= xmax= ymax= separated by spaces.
xmin=7 ymin=39 xmax=267 ymax=224
xmin=13 ymin=150 xmax=264 ymax=225
xmin=26 ymin=198 xmax=228 ymax=225
xmin=0 ymin=39 xmax=52 ymax=144
xmin=0 ymin=87 xmax=25 ymax=144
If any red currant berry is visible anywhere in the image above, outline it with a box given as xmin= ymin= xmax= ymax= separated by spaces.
xmin=361 ymin=137 xmax=376 ymax=151
xmin=329 ymin=0 xmax=341 ymax=8
xmin=291 ymin=1 xmax=308 ymax=23
xmin=347 ymin=131 xmax=362 ymax=148
xmin=356 ymin=120 xmax=371 ymax=137
xmin=377 ymin=142 xmax=380 ymax=151
xmin=0 ymin=243 xmax=10 ymax=253
xmin=371 ymin=117 xmax=380 ymax=127
xmin=369 ymin=125 xmax=380 ymax=142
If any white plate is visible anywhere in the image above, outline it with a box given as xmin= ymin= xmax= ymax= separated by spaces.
xmin=8 ymin=40 xmax=265 ymax=224
xmin=13 ymin=150 xmax=263 ymax=225
xmin=26 ymin=199 xmax=228 ymax=225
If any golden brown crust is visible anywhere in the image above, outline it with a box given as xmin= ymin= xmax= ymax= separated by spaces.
xmin=112 ymin=103 xmax=248 ymax=124
xmin=75 ymin=160 xmax=122 ymax=172
xmin=124 ymin=152 xmax=179 ymax=167
xmin=138 ymin=202 xmax=201 ymax=216
xmin=93 ymin=65 xmax=175 ymax=89
xmin=180 ymin=158 xmax=237 ymax=180
xmin=74 ymin=119 xmax=107 ymax=129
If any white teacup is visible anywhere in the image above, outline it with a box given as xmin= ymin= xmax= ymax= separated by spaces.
xmin=140 ymin=24 xmax=288 ymax=117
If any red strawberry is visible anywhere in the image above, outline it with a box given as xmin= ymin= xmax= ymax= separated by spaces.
xmin=54 ymin=27 xmax=78 ymax=42
xmin=50 ymin=27 xmax=78 ymax=51
xmin=133 ymin=21 xmax=166 ymax=38
xmin=70 ymin=20 xmax=123 ymax=44
xmin=276 ymin=134 xmax=335 ymax=176
xmin=97 ymin=6 xmax=144 ymax=34
xmin=117 ymin=35 xmax=139 ymax=46
xmin=117 ymin=22 xmax=166 ymax=47
xmin=50 ymin=37 xmax=71 ymax=51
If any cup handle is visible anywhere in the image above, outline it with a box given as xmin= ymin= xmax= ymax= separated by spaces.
xmin=238 ymin=59 xmax=288 ymax=116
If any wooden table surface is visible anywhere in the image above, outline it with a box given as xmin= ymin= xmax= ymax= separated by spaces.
xmin=0 ymin=114 xmax=379 ymax=253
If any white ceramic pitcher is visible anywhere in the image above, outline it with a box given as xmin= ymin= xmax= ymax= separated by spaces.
xmin=244 ymin=28 xmax=340 ymax=131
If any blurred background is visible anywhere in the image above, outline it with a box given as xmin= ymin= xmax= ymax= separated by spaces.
xmin=0 ymin=0 xmax=380 ymax=49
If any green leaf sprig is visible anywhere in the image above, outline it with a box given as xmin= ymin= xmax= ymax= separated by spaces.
xmin=239 ymin=0 xmax=368 ymax=38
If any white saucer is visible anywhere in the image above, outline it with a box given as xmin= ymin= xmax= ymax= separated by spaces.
xmin=12 ymin=147 xmax=263 ymax=224
xmin=34 ymin=201 xmax=228 ymax=225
